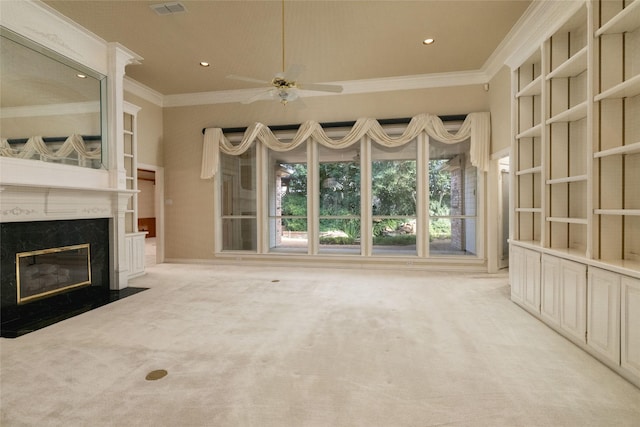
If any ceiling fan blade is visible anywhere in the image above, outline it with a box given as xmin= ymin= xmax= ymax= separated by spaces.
xmin=227 ymin=74 xmax=271 ymax=86
xmin=297 ymin=82 xmax=344 ymax=93
xmin=241 ymin=88 xmax=276 ymax=104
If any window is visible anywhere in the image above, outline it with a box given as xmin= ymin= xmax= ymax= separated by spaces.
xmin=428 ymin=139 xmax=477 ymax=256
xmin=217 ymin=121 xmax=480 ymax=260
xmin=372 ymin=139 xmax=417 ymax=255
xmin=318 ymin=143 xmax=361 ymax=254
xmin=221 ymin=146 xmax=257 ymax=251
xmin=269 ymin=143 xmax=308 ymax=252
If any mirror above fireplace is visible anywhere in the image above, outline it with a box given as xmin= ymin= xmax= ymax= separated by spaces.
xmin=0 ymin=26 xmax=107 ymax=169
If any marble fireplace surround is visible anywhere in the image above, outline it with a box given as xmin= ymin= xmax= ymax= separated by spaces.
xmin=1 ymin=218 xmax=110 ymax=301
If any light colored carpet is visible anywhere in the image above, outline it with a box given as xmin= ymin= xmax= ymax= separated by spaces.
xmin=1 ymin=263 xmax=639 ymax=426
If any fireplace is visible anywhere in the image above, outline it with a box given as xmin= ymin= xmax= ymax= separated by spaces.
xmin=0 ymin=218 xmax=143 ymax=337
xmin=17 ymin=244 xmax=92 ymax=304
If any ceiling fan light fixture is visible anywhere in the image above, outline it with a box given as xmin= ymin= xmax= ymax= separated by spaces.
xmin=226 ymin=0 xmax=343 ymax=104
xmin=277 ymin=89 xmax=298 ymax=105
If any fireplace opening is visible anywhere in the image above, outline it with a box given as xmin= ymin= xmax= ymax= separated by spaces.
xmin=17 ymin=244 xmax=92 ymax=304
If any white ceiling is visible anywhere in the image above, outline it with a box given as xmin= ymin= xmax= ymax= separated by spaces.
xmin=43 ymin=0 xmax=531 ymax=97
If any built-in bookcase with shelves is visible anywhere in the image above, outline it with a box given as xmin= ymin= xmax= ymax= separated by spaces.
xmin=594 ymin=0 xmax=640 ymax=271
xmin=514 ymin=49 xmax=543 ymax=245
xmin=545 ymin=4 xmax=590 ymax=255
xmin=123 ymin=102 xmax=146 ymax=278
xmin=510 ymin=0 xmax=640 ymax=390
xmin=123 ymin=104 xmax=139 ymax=234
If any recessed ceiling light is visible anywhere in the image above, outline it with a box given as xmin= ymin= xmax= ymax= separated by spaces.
xmin=76 ymin=73 xmax=87 ymax=78
xmin=199 ymin=61 xmax=210 ymax=67
xmin=423 ymin=38 xmax=435 ymax=45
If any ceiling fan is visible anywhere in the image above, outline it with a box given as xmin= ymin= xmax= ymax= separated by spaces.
xmin=226 ymin=0 xmax=343 ymax=105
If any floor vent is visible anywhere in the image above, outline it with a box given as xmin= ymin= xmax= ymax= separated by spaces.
xmin=150 ymin=2 xmax=187 ymax=15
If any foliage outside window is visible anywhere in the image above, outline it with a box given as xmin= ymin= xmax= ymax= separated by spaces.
xmin=269 ymin=143 xmax=308 ymax=252
xmin=318 ymin=144 xmax=361 ymax=253
xmin=372 ymin=141 xmax=417 ymax=255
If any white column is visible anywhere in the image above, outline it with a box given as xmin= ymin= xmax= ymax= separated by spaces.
xmin=417 ymin=132 xmax=429 ymax=258
xmin=308 ymin=139 xmax=319 ymax=255
xmin=360 ymin=136 xmax=372 ymax=257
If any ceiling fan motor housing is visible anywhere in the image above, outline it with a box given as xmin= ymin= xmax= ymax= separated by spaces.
xmin=272 ymin=77 xmax=296 ymax=89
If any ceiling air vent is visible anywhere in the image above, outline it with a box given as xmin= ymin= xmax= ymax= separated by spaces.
xmin=150 ymin=2 xmax=187 ymax=15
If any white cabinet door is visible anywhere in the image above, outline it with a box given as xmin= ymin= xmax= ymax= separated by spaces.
xmin=510 ymin=246 xmax=525 ymax=303
xmin=131 ymin=234 xmax=146 ymax=276
xmin=541 ymin=255 xmax=561 ymax=325
xmin=124 ymin=235 xmax=133 ymax=274
xmin=621 ymin=276 xmax=640 ymax=378
xmin=523 ymin=249 xmax=541 ymax=313
xmin=560 ymin=260 xmax=587 ymax=343
xmin=125 ymin=233 xmax=146 ymax=278
xmin=587 ymin=267 xmax=620 ymax=363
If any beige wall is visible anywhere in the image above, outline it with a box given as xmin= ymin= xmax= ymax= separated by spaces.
xmin=162 ymin=85 xmax=490 ymax=260
xmin=489 ymin=65 xmax=512 ymax=155
xmin=124 ymin=92 xmax=164 ymax=167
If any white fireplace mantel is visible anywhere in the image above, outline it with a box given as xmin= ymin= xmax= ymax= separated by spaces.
xmin=1 ymin=0 xmax=144 ymax=291
xmin=0 ymin=179 xmax=136 ymax=224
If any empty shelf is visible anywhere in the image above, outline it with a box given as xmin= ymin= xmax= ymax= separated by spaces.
xmin=517 ymin=75 xmax=543 ymax=97
xmin=547 ymin=46 xmax=588 ymax=79
xmin=546 ymin=174 xmax=588 ymax=184
xmin=547 ymin=101 xmax=588 ymax=124
xmin=596 ymin=1 xmax=640 ymax=36
xmin=595 ymin=74 xmax=640 ymax=101
xmin=594 ymin=141 xmax=640 ymax=158
xmin=516 ymin=123 xmax=543 ymax=139
xmin=546 ymin=217 xmax=588 ymax=224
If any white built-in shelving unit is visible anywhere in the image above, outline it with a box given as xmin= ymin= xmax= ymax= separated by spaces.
xmin=123 ymin=102 xmax=146 ymax=278
xmin=510 ymin=0 xmax=640 ymax=388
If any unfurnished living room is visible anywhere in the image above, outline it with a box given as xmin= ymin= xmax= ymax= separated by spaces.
xmin=1 ymin=1 xmax=639 ymax=426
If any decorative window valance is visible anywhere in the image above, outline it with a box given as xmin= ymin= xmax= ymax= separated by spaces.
xmin=0 ymin=134 xmax=101 ymax=160
xmin=201 ymin=112 xmax=490 ymax=179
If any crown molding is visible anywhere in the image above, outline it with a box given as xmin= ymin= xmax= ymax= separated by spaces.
xmin=500 ymin=0 xmax=585 ymax=71
xmin=124 ymin=77 xmax=164 ymax=107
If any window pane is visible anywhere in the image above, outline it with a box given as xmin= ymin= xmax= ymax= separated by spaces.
xmin=318 ymin=143 xmax=360 ymax=254
xmin=269 ymin=143 xmax=308 ymax=252
xmin=222 ymin=218 xmax=256 ymax=251
xmin=372 ymin=219 xmax=416 ymax=255
xmin=429 ymin=218 xmax=477 ymax=256
xmin=221 ymin=147 xmax=256 ymax=216
xmin=271 ymin=218 xmax=308 ymax=252
xmin=319 ymin=145 xmax=360 ymax=216
xmin=221 ymin=144 xmax=257 ymax=251
xmin=429 ymin=139 xmax=476 ymax=217
xmin=372 ymin=140 xmax=417 ymax=255
xmin=372 ymin=141 xmax=417 ymax=216
xmin=319 ymin=218 xmax=360 ymax=254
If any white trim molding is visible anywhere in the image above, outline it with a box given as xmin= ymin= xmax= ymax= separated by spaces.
xmin=0 ymin=0 xmax=110 ymax=75
xmin=124 ymin=77 xmax=164 ymax=107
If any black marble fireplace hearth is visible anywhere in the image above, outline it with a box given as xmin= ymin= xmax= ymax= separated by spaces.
xmin=1 ymin=218 xmax=146 ymax=337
